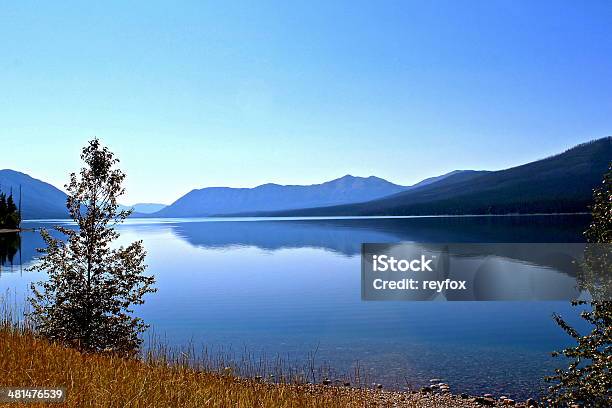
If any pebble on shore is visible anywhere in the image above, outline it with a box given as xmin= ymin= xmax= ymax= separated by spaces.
xmin=300 ymin=382 xmax=539 ymax=408
xmin=286 ymin=376 xmax=539 ymax=407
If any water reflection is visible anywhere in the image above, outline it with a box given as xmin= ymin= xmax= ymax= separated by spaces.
xmin=172 ymin=215 xmax=589 ymax=255
xmin=0 ymin=215 xmax=596 ymax=400
xmin=2 ymin=216 xmax=590 ymax=269
xmin=0 ymin=232 xmax=20 ymax=268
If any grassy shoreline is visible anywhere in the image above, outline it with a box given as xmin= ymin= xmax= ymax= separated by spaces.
xmin=0 ymin=322 xmax=540 ymax=407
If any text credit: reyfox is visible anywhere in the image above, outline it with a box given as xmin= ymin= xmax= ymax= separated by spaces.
xmin=370 ymin=253 xmax=466 ymax=292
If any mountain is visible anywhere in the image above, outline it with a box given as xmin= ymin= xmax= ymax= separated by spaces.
xmin=407 ymin=170 xmax=473 ymax=189
xmin=133 ymin=203 xmax=166 ymax=213
xmin=152 ymin=175 xmax=410 ymax=217
xmin=1 ymin=168 xmax=469 ymax=219
xmin=252 ymin=137 xmax=612 ymax=217
xmin=0 ymin=170 xmax=68 ymax=219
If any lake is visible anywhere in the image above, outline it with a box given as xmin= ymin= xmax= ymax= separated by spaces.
xmin=0 ymin=215 xmax=593 ymax=400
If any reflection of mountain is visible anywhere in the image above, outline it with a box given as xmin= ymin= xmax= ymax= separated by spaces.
xmin=1 ymin=216 xmax=592 ymax=276
xmin=173 ymin=219 xmax=397 ymax=255
xmin=172 ymin=215 xmax=589 ymax=258
xmin=361 ymin=243 xmax=583 ymax=300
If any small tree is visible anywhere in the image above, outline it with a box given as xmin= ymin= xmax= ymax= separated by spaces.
xmin=5 ymin=194 xmax=20 ymax=228
xmin=0 ymin=192 xmax=21 ymax=228
xmin=29 ymin=138 xmax=156 ymax=354
xmin=546 ymin=163 xmax=612 ymax=406
xmin=0 ymin=193 xmax=7 ymax=227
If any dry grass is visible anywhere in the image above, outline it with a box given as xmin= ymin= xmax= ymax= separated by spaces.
xmin=1 ymin=294 xmax=381 ymax=407
xmin=0 ymin=324 xmax=380 ymax=408
xmin=0 ymin=299 xmax=499 ymax=408
xmin=0 ymin=324 xmax=516 ymax=408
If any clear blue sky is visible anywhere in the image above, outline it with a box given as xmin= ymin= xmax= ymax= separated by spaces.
xmin=1 ymin=1 xmax=611 ymax=204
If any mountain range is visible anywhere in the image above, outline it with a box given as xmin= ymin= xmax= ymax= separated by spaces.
xmin=0 ymin=171 xmax=166 ymax=219
xmin=253 ymin=137 xmax=611 ymax=217
xmin=151 ymin=173 xmax=459 ymax=218
xmin=2 ymin=137 xmax=610 ymax=219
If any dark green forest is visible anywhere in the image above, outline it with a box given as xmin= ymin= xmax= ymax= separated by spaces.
xmin=0 ymin=192 xmax=21 ymax=229
xmin=263 ymin=137 xmax=612 ymax=217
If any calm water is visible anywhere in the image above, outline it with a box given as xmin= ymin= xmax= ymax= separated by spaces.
xmin=0 ymin=215 xmax=592 ymax=400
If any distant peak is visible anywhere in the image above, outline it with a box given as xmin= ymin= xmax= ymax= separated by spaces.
xmin=256 ymin=182 xmax=281 ymax=188
xmin=0 ymin=169 xmax=29 ymax=177
xmin=333 ymin=174 xmax=380 ymax=182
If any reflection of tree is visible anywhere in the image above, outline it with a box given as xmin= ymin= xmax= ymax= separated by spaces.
xmin=547 ymin=164 xmax=611 ymax=406
xmin=0 ymin=232 xmax=21 ymax=266
xmin=578 ymin=162 xmax=612 ymax=302
xmin=578 ymin=243 xmax=612 ymax=302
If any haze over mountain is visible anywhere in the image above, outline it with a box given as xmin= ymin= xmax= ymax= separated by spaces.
xmin=258 ymin=137 xmax=612 ymax=217
xmin=119 ymin=203 xmax=167 ymax=214
xmin=0 ymin=169 xmax=68 ymax=219
xmin=152 ymin=175 xmax=412 ymax=217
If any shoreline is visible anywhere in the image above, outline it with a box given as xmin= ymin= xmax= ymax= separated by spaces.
xmin=0 ymin=326 xmax=540 ymax=407
xmin=21 ymin=212 xmax=590 ymax=223
xmin=0 ymin=227 xmax=35 ymax=234
xmin=302 ymin=383 xmax=537 ymax=407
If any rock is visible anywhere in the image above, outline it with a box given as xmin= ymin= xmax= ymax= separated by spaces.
xmin=474 ymin=396 xmax=495 ymax=406
xmin=376 ymin=383 xmax=383 ymax=390
xmin=420 ymin=386 xmax=433 ymax=393
xmin=430 ymin=378 xmax=442 ymax=383
xmin=254 ymin=375 xmax=262 ymax=382
xmin=505 ymin=399 xmax=515 ymax=405
xmin=343 ymin=381 xmax=350 ymax=387
xmin=484 ymin=393 xmax=494 ymax=398
xmin=526 ymin=398 xmax=538 ymax=407
xmin=482 ymin=397 xmax=496 ymax=406
xmin=460 ymin=393 xmax=469 ymax=399
xmin=322 ymin=378 xmax=331 ymax=386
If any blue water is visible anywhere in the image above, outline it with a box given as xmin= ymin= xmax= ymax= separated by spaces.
xmin=0 ymin=215 xmax=592 ymax=400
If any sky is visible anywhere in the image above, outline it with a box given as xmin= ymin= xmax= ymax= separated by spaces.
xmin=1 ymin=1 xmax=611 ymax=204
